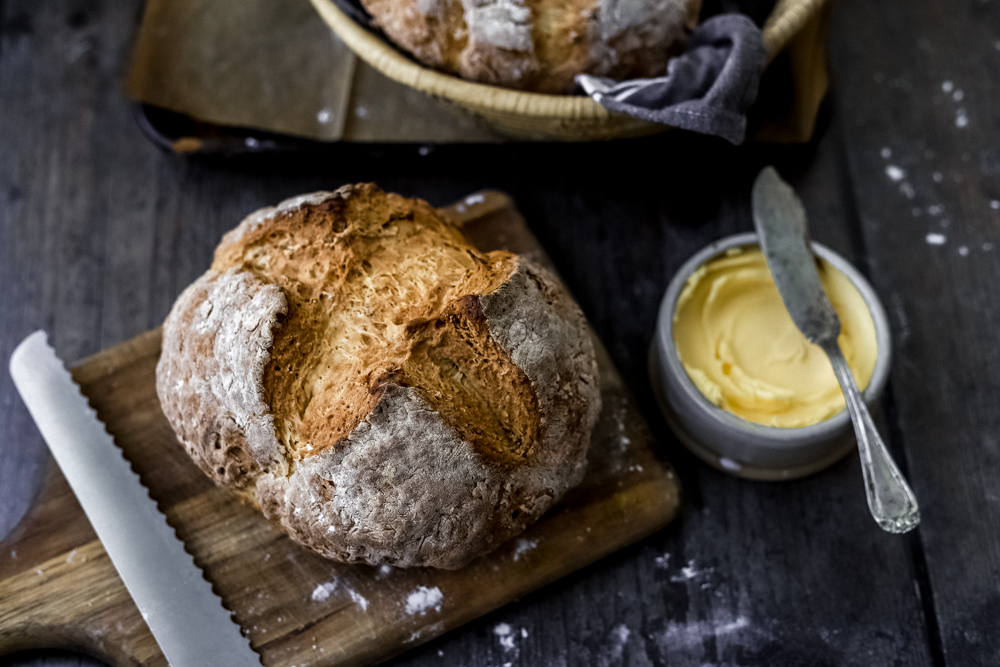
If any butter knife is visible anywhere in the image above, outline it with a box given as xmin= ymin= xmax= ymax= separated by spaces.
xmin=751 ymin=167 xmax=920 ymax=534
xmin=9 ymin=331 xmax=262 ymax=666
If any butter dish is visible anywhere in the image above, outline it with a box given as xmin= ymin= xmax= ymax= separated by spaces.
xmin=649 ymin=233 xmax=893 ymax=480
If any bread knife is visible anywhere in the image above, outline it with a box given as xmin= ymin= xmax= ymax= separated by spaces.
xmin=9 ymin=331 xmax=262 ymax=666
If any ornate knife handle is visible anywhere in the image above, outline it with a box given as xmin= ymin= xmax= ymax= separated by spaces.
xmin=821 ymin=341 xmax=920 ymax=533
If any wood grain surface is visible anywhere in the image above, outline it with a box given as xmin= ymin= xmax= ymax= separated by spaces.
xmin=1 ymin=0 xmax=998 ymax=665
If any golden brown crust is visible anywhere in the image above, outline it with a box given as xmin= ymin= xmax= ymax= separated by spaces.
xmin=155 ymin=184 xmax=600 ymax=568
xmin=360 ymin=0 xmax=702 ymax=94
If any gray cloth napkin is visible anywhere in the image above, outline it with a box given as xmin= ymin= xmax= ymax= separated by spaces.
xmin=576 ymin=14 xmax=767 ymax=144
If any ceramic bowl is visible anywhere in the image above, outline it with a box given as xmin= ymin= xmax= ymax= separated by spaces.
xmin=649 ymin=232 xmax=892 ymax=480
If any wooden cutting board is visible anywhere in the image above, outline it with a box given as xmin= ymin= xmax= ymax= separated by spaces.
xmin=0 ymin=192 xmax=680 ymax=666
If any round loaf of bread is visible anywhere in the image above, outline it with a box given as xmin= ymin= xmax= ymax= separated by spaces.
xmin=155 ymin=184 xmax=600 ymax=569
xmin=358 ymin=0 xmax=702 ymax=94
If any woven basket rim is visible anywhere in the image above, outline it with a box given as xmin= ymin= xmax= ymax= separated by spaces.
xmin=310 ymin=0 xmax=828 ymax=121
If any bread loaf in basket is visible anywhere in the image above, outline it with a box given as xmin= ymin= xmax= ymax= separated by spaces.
xmin=359 ymin=0 xmax=702 ymax=93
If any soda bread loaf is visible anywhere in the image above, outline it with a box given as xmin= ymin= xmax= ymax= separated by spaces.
xmin=359 ymin=0 xmax=702 ymax=94
xmin=155 ymin=184 xmax=600 ymax=569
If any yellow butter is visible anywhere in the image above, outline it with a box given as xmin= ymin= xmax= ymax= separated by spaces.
xmin=672 ymin=247 xmax=878 ymax=428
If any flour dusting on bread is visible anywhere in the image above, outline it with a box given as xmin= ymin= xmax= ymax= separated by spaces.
xmin=360 ymin=0 xmax=700 ymax=93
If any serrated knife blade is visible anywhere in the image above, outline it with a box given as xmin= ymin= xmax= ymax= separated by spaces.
xmin=9 ymin=330 xmax=261 ymax=666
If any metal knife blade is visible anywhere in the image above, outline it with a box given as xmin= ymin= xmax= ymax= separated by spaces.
xmin=9 ymin=331 xmax=262 ymax=666
xmin=751 ymin=166 xmax=841 ymax=346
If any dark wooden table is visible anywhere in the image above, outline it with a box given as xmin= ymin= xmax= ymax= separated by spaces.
xmin=2 ymin=1 xmax=998 ymax=665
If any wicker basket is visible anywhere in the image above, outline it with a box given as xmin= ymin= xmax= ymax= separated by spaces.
xmin=310 ymin=0 xmax=829 ymax=141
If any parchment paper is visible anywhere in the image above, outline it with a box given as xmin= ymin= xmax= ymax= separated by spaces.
xmin=124 ymin=0 xmax=502 ymax=142
xmin=125 ymin=0 xmax=357 ymax=140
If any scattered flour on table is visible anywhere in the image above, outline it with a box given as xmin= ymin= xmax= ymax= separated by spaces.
xmin=66 ymin=550 xmax=76 ymax=564
xmin=348 ymin=588 xmax=370 ymax=611
xmin=377 ymin=564 xmax=394 ymax=579
xmin=880 ymin=147 xmax=892 ymax=159
xmin=651 ymin=614 xmax=751 ymax=653
xmin=494 ymin=623 xmax=516 ymax=651
xmin=926 ymin=233 xmax=947 ymax=246
xmin=670 ymin=559 xmax=713 ymax=583
xmin=956 ymin=109 xmax=969 ymax=128
xmin=942 ymin=80 xmax=954 ymax=93
xmin=612 ymin=404 xmax=632 ymax=456
xmin=465 ymin=193 xmax=486 ymax=205
xmin=885 ymin=165 xmax=906 ymax=182
xmin=512 ymin=538 xmax=538 ymax=562
xmin=654 ymin=553 xmax=671 ymax=569
xmin=311 ymin=581 xmax=337 ymax=602
xmin=494 ymin=623 xmax=529 ymax=653
xmin=991 ymin=200 xmax=1000 ymax=210
xmin=405 ymin=586 xmax=443 ymax=615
